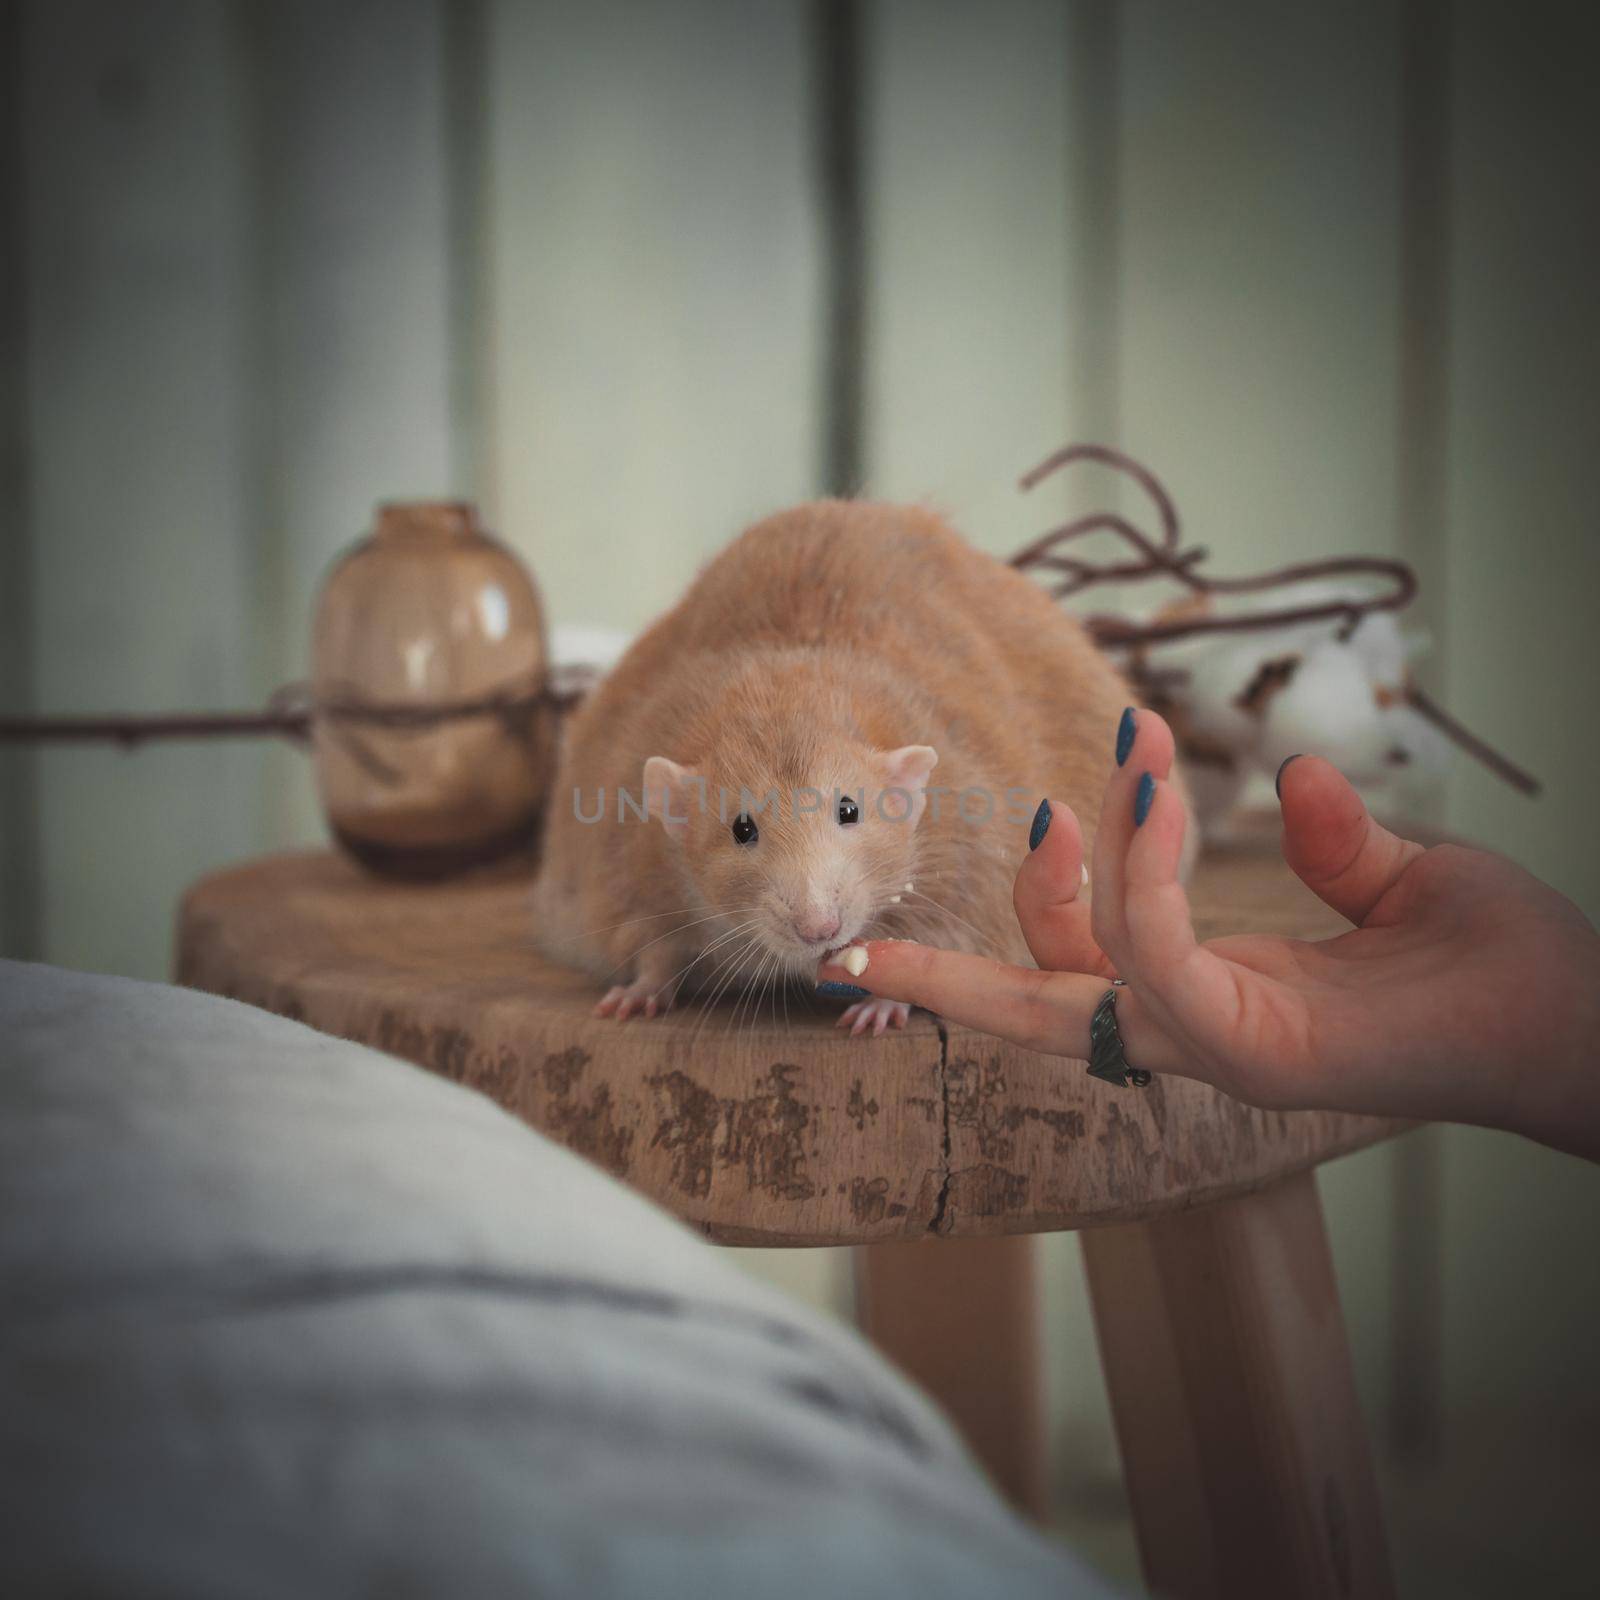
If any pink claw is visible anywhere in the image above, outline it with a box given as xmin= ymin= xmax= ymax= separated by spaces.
xmin=596 ymin=979 xmax=674 ymax=1021
xmin=837 ymin=998 xmax=911 ymax=1037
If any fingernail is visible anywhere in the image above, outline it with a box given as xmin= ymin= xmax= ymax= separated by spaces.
xmin=1028 ymin=797 xmax=1052 ymax=851
xmin=817 ymin=981 xmax=870 ymax=999
xmin=1274 ymin=754 xmax=1304 ymax=800
xmin=1116 ymin=707 xmax=1136 ymax=767
xmin=1133 ymin=772 xmax=1155 ymax=826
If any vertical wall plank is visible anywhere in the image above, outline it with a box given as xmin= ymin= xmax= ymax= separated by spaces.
xmin=1062 ymin=1 xmax=1123 ymax=458
xmin=443 ymin=0 xmax=493 ymax=502
xmin=483 ymin=0 xmax=823 ymax=635
xmin=1386 ymin=0 xmax=1452 ymax=1464
xmin=1440 ymin=0 xmax=1600 ymax=919
xmin=863 ymin=0 xmax=1096 ymax=557
xmin=249 ymin=0 xmax=460 ymax=848
xmin=1436 ymin=0 xmax=1600 ymax=1443
xmin=1116 ymin=0 xmax=1403 ymax=571
xmin=814 ymin=0 xmax=866 ymax=497
xmin=20 ymin=0 xmax=262 ymax=980
xmin=0 ymin=0 xmax=40 ymax=961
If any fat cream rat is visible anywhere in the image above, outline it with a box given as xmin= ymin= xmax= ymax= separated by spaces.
xmin=533 ymin=500 xmax=1177 ymax=1031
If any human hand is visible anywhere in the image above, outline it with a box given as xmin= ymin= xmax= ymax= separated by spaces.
xmin=817 ymin=709 xmax=1600 ymax=1160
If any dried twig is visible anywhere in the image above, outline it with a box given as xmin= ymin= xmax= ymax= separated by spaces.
xmin=0 ymin=666 xmax=597 ymax=756
xmin=1012 ymin=441 xmax=1538 ymax=796
xmin=1013 ymin=442 xmax=1416 ymax=646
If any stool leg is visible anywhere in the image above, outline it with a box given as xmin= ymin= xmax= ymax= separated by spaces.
xmin=854 ymin=1235 xmax=1048 ymax=1518
xmin=1080 ymin=1170 xmax=1394 ymax=1600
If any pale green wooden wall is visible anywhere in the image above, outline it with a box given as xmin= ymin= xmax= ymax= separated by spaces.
xmin=4 ymin=2 xmax=1598 ymax=1588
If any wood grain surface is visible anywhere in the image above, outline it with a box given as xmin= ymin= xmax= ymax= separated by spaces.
xmin=175 ymin=819 xmax=1399 ymax=1245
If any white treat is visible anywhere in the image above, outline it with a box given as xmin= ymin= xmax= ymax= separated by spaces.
xmin=841 ymin=946 xmax=870 ymax=978
xmin=889 ymin=894 xmax=901 ymax=903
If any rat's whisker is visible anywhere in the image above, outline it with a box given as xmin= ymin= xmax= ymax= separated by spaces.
xmin=597 ymin=907 xmax=753 ymax=984
xmin=763 ymin=964 xmax=781 ymax=1036
xmin=720 ymin=943 xmax=765 ymax=1022
xmin=733 ymin=950 xmax=774 ymax=1037
xmin=688 ymin=921 xmax=761 ymax=992
xmin=729 ymin=954 xmax=760 ymax=1036
xmin=760 ymin=960 xmax=783 ymax=1034
xmin=731 ymin=954 xmax=760 ymax=1035
xmin=554 ymin=903 xmax=741 ymax=947
xmin=691 ymin=938 xmax=761 ymax=1039
xmin=553 ymin=908 xmax=723 ymax=940
xmin=668 ymin=917 xmax=761 ymax=972
xmin=651 ymin=917 xmax=764 ymax=1002
xmin=903 ymin=888 xmax=997 ymax=956
xmin=699 ymin=944 xmax=759 ymax=1042
xmin=698 ymin=936 xmax=754 ymax=1005
xmin=759 ymin=957 xmax=782 ymax=1035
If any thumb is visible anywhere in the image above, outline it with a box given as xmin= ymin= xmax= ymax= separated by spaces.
xmin=1276 ymin=754 xmax=1425 ymax=926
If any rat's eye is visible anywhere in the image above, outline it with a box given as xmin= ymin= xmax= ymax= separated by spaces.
xmin=838 ymin=796 xmax=860 ymax=826
xmin=731 ymin=813 xmax=759 ymax=847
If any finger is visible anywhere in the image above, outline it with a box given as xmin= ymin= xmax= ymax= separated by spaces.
xmin=1091 ymin=707 xmax=1177 ymax=962
xmin=815 ymin=940 xmax=1170 ymax=1062
xmin=1113 ymin=772 xmax=1249 ymax=1039
xmin=1013 ymin=798 xmax=1115 ymax=976
xmin=1276 ymin=754 xmax=1424 ymax=926
xmin=1119 ymin=776 xmax=1201 ymax=975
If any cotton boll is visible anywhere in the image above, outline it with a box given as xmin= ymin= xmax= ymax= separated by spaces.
xmin=1130 ymin=580 xmax=1447 ymax=823
xmin=1342 ymin=611 xmax=1412 ymax=690
xmin=1257 ymin=640 xmax=1393 ymax=781
xmin=1179 ymin=636 xmax=1279 ymax=753
xmin=1400 ymin=625 xmax=1433 ymax=664
xmin=1373 ymin=701 xmax=1452 ymax=795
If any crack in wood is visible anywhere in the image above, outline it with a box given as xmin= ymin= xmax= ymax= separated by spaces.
xmin=928 ymin=1018 xmax=953 ymax=1234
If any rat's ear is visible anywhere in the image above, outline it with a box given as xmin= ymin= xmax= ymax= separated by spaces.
xmin=642 ymin=756 xmax=700 ymax=837
xmin=877 ymin=744 xmax=938 ymax=826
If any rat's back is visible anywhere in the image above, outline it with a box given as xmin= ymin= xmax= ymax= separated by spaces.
xmin=677 ymin=500 xmax=1067 ymax=659
xmin=676 ymin=501 xmax=1134 ymax=814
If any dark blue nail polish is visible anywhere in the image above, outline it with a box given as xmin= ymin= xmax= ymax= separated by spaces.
xmin=1116 ymin=707 xmax=1136 ymax=767
xmin=817 ymin=981 xmax=870 ymax=999
xmin=1274 ymin=753 xmax=1304 ymax=800
xmin=1028 ymin=797 xmax=1052 ymax=851
xmin=1133 ymin=772 xmax=1155 ymax=826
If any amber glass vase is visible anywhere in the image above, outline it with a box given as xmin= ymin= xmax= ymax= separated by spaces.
xmin=311 ymin=501 xmax=552 ymax=878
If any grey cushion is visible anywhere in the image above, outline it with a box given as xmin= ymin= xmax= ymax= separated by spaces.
xmin=0 ymin=960 xmax=1108 ymax=1598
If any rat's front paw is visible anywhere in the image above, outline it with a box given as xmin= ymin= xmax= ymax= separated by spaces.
xmin=838 ymin=997 xmax=911 ymax=1037
xmin=593 ymin=978 xmax=676 ymax=1021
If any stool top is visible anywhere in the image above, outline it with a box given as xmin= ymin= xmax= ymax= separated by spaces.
xmin=176 ymin=819 xmax=1398 ymax=1245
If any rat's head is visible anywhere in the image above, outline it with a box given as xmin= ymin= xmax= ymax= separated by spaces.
xmin=642 ymin=727 xmax=936 ymax=971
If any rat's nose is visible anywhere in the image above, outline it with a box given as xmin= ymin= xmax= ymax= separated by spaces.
xmin=793 ymin=908 xmax=841 ymax=944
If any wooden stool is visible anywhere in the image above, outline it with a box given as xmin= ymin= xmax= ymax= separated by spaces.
xmin=176 ymin=824 xmax=1399 ymax=1599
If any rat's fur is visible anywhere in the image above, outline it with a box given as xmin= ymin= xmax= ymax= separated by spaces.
xmin=534 ymin=501 xmax=1182 ymax=1016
